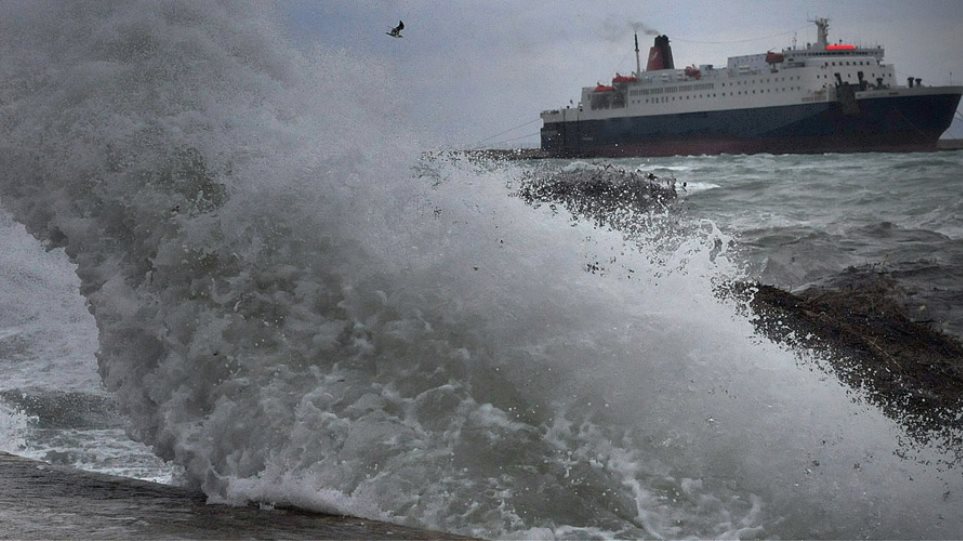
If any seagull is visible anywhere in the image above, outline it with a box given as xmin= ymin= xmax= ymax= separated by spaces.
xmin=387 ymin=20 xmax=404 ymax=38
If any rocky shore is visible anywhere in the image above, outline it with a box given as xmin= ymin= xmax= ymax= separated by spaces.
xmin=518 ymin=164 xmax=963 ymax=453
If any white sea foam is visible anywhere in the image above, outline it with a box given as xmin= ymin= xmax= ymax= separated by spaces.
xmin=679 ymin=181 xmax=721 ymax=194
xmin=0 ymin=2 xmax=961 ymax=539
xmin=0 ymin=403 xmax=32 ymax=454
xmin=560 ymin=160 xmax=601 ymax=173
xmin=0 ymin=210 xmax=100 ymax=392
xmin=0 ymin=206 xmax=174 ymax=482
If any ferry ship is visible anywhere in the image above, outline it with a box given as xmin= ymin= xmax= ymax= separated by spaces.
xmin=540 ymin=18 xmax=962 ymax=157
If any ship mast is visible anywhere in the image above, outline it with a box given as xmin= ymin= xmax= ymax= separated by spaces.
xmin=634 ymin=32 xmax=641 ymax=78
xmin=812 ymin=17 xmax=830 ymax=47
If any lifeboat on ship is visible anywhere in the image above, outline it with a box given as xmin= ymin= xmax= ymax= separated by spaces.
xmin=612 ymin=73 xmax=638 ymax=84
xmin=825 ymin=43 xmax=856 ymax=51
xmin=684 ymin=65 xmax=701 ymax=79
xmin=765 ymin=51 xmax=785 ymax=64
xmin=593 ymin=84 xmax=616 ymax=92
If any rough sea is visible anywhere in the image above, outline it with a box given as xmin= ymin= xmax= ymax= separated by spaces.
xmin=1 ymin=2 xmax=962 ymax=539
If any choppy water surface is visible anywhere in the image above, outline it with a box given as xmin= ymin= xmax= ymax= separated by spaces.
xmin=1 ymin=2 xmax=962 ymax=539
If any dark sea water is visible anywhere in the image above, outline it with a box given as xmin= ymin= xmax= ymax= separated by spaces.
xmin=2 ymin=2 xmax=963 ymax=539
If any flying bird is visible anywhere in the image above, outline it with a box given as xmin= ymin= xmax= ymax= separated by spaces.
xmin=387 ymin=20 xmax=404 ymax=38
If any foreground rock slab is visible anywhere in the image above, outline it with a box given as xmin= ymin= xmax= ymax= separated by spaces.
xmin=0 ymin=452 xmax=473 ymax=540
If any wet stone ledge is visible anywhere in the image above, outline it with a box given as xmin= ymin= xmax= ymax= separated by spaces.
xmin=0 ymin=452 xmax=474 ymax=540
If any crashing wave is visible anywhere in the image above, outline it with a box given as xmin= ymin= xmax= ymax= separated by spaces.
xmin=1 ymin=2 xmax=961 ymax=538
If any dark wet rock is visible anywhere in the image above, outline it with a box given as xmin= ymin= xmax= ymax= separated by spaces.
xmin=726 ymin=272 xmax=963 ymax=452
xmin=462 ymin=148 xmax=549 ymax=161
xmin=516 ymin=165 xmax=678 ymax=233
xmin=0 ymin=452 xmax=476 ymax=540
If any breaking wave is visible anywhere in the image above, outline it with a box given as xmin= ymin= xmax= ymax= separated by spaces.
xmin=1 ymin=2 xmax=961 ymax=538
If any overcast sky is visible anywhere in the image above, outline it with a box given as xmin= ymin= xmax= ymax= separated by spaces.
xmin=283 ymin=1 xmax=963 ymax=148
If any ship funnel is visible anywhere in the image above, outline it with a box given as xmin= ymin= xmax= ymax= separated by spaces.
xmin=646 ymin=35 xmax=675 ymax=71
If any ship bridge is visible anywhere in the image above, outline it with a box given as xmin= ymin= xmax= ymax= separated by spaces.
xmin=786 ymin=17 xmax=885 ymax=63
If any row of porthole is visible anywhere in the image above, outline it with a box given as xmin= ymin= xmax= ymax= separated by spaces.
xmin=816 ymin=72 xmax=891 ymax=79
xmin=633 ymin=87 xmax=802 ymax=104
xmin=722 ymin=75 xmax=801 ymax=87
xmin=826 ymin=60 xmax=874 ymax=66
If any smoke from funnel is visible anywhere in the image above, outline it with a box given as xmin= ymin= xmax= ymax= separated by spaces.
xmin=600 ymin=15 xmax=660 ymax=42
xmin=630 ymin=21 xmax=661 ymax=36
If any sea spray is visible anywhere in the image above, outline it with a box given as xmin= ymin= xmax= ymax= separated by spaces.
xmin=0 ymin=403 xmax=33 ymax=455
xmin=1 ymin=2 xmax=961 ymax=538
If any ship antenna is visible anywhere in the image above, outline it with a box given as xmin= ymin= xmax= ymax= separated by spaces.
xmin=634 ymin=32 xmax=641 ymax=78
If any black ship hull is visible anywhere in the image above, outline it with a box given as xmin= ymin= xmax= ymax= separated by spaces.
xmin=541 ymin=91 xmax=962 ymax=158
